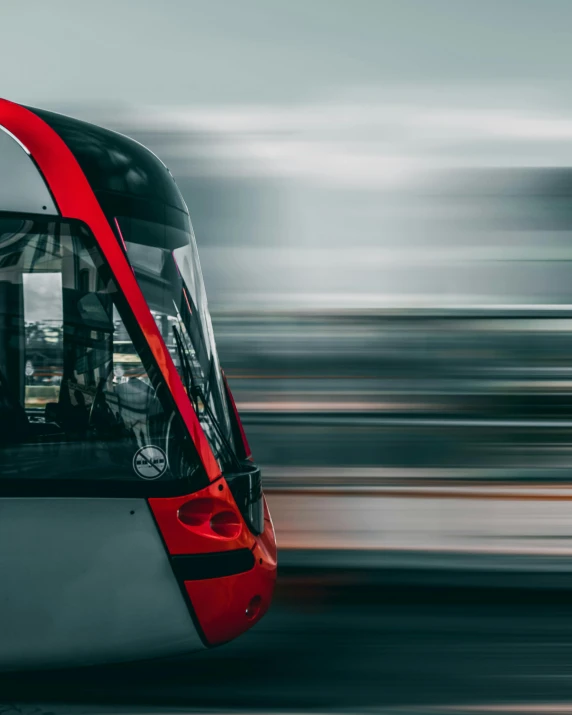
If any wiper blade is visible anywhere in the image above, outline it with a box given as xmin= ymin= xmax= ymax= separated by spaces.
xmin=172 ymin=324 xmax=196 ymax=410
xmin=172 ymin=324 xmax=241 ymax=471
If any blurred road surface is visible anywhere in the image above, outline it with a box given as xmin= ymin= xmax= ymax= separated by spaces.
xmin=3 ymin=570 xmax=572 ymax=713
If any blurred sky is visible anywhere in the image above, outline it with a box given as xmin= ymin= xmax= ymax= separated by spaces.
xmin=4 ymin=0 xmax=572 ymax=310
xmin=3 ymin=0 xmax=572 ymax=105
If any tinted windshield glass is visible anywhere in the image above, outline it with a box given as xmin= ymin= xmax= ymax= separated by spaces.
xmin=116 ymin=215 xmax=236 ymax=471
xmin=0 ymin=215 xmax=205 ymax=490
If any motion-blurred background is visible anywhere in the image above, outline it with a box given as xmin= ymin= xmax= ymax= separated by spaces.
xmin=6 ymin=1 xmax=572 ymax=711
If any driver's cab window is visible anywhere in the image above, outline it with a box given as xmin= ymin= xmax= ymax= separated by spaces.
xmin=0 ymin=216 xmax=197 ymax=484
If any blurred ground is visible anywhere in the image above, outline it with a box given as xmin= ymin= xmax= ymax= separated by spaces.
xmin=4 ymin=571 xmax=572 ymax=712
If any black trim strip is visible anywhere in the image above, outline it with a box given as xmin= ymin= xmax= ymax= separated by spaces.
xmin=0 ymin=478 xmax=204 ymax=499
xmin=172 ymin=549 xmax=255 ymax=581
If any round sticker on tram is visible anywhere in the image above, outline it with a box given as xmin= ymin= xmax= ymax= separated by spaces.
xmin=133 ymin=445 xmax=168 ymax=480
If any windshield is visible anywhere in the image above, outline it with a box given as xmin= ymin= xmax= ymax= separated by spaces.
xmin=116 ymin=214 xmax=236 ymax=472
xmin=0 ymin=214 xmax=206 ymax=489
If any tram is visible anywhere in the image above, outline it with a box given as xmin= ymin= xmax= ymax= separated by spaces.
xmin=0 ymin=99 xmax=276 ymax=669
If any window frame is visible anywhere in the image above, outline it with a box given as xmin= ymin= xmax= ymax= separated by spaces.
xmin=0 ymin=211 xmax=209 ymax=497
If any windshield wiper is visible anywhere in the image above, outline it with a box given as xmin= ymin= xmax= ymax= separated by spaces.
xmin=172 ymin=324 xmax=196 ymax=410
xmin=172 ymin=325 xmax=241 ymax=472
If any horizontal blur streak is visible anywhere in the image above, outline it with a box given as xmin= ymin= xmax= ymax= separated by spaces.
xmin=61 ymin=94 xmax=572 ymax=312
xmin=266 ymin=486 xmax=572 ymax=555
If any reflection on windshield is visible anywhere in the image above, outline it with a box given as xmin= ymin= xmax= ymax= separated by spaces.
xmin=119 ymin=216 xmax=236 ymax=471
xmin=0 ymin=216 xmax=204 ymax=487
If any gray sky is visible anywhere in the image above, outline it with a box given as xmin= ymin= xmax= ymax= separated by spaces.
xmin=3 ymin=0 xmax=572 ymax=106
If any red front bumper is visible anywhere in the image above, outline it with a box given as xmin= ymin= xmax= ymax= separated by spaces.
xmin=149 ymin=479 xmax=277 ymax=646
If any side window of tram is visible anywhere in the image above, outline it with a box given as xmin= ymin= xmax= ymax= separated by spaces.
xmin=0 ymin=217 xmax=171 ymax=481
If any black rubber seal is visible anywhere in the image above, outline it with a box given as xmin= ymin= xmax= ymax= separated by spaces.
xmin=171 ymin=549 xmax=255 ymax=581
